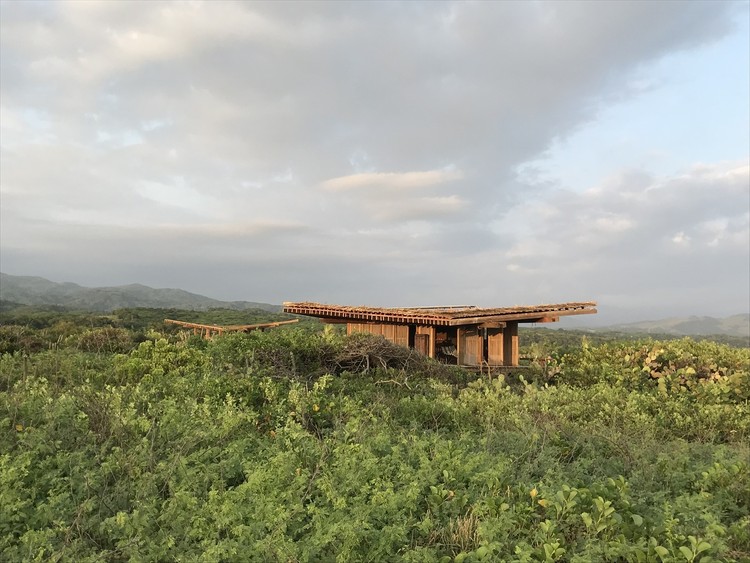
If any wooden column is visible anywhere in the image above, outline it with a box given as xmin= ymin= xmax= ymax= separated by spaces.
xmin=456 ymin=327 xmax=462 ymax=364
xmin=503 ymin=322 xmax=519 ymax=366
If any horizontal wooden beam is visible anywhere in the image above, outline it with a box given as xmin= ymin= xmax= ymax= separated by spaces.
xmin=165 ymin=319 xmax=298 ymax=332
xmin=531 ymin=316 xmax=559 ymax=324
xmin=318 ymin=317 xmax=349 ymax=324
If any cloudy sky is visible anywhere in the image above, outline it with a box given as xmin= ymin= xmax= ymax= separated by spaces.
xmin=1 ymin=0 xmax=748 ymax=324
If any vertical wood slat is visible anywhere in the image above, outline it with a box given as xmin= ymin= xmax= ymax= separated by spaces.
xmin=503 ymin=322 xmax=519 ymax=366
xmin=414 ymin=334 xmax=430 ymax=355
xmin=395 ymin=325 xmax=409 ymax=348
xmin=458 ymin=328 xmax=482 ymax=366
xmin=456 ymin=327 xmax=462 ymax=364
xmin=487 ymin=328 xmax=504 ymax=366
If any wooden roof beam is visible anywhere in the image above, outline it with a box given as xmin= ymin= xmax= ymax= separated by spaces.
xmin=478 ymin=321 xmax=507 ymax=329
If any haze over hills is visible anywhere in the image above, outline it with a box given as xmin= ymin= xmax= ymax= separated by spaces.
xmin=603 ymin=315 xmax=750 ymax=339
xmin=0 ymin=273 xmax=280 ymax=313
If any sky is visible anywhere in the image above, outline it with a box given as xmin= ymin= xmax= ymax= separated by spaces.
xmin=1 ymin=0 xmax=748 ymax=325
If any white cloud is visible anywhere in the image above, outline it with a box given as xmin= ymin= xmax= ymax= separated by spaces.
xmin=495 ymin=161 xmax=749 ymax=318
xmin=321 ymin=167 xmax=463 ymax=192
xmin=672 ymin=231 xmax=691 ymax=245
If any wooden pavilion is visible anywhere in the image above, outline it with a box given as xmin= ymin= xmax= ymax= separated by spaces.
xmin=283 ymin=302 xmax=596 ymax=367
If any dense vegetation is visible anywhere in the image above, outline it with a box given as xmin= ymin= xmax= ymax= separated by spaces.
xmin=1 ymin=310 xmax=748 ymax=562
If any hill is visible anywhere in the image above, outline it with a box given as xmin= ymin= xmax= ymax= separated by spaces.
xmin=605 ymin=314 xmax=749 ymax=339
xmin=0 ymin=273 xmax=280 ymax=313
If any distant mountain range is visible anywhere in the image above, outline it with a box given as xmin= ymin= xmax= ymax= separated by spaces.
xmin=603 ymin=315 xmax=750 ymax=339
xmin=0 ymin=273 xmax=280 ymax=313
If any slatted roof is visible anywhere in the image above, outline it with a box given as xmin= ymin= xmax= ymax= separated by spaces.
xmin=283 ymin=302 xmax=597 ymax=326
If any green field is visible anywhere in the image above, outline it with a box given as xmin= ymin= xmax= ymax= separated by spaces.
xmin=1 ymin=308 xmax=748 ymax=562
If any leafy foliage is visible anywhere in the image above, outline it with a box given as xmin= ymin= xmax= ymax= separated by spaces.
xmin=1 ymin=320 xmax=748 ymax=561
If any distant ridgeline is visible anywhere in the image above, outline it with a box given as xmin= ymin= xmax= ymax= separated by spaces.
xmin=0 ymin=273 xmax=280 ymax=313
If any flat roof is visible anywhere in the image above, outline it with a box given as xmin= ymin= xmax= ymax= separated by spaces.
xmin=283 ymin=301 xmax=597 ymax=326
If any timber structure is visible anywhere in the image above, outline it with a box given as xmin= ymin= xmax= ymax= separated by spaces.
xmin=283 ymin=302 xmax=596 ymax=367
xmin=164 ymin=318 xmax=298 ymax=339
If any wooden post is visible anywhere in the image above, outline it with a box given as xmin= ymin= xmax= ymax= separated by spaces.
xmin=456 ymin=327 xmax=462 ymax=365
xmin=478 ymin=328 xmax=485 ymax=366
xmin=503 ymin=322 xmax=519 ymax=366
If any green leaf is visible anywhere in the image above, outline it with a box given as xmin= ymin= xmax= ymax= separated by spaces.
xmin=679 ymin=546 xmax=694 ymax=561
xmin=631 ymin=514 xmax=644 ymax=526
xmin=696 ymin=541 xmax=711 ymax=554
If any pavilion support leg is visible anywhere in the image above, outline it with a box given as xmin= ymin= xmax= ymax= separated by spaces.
xmin=503 ymin=322 xmax=519 ymax=366
xmin=456 ymin=327 xmax=462 ymax=365
xmin=429 ymin=326 xmax=436 ymax=359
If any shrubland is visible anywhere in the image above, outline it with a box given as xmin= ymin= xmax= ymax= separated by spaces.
xmin=0 ymin=318 xmax=748 ymax=562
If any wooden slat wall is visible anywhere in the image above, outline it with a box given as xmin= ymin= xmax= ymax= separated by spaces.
xmin=347 ymin=323 xmax=409 ymax=349
xmin=487 ymin=328 xmax=504 ymax=366
xmin=459 ymin=327 xmax=483 ymax=366
xmin=414 ymin=334 xmax=429 ymax=356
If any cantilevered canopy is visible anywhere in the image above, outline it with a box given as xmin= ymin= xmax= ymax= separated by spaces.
xmin=282 ymin=302 xmax=596 ymax=326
